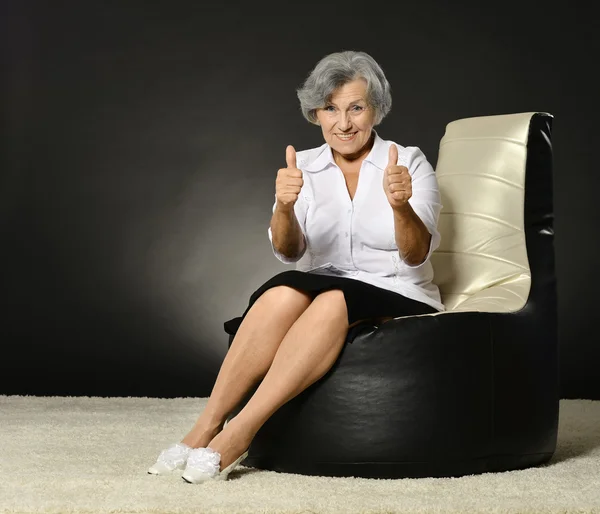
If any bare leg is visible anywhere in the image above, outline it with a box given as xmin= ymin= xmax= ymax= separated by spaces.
xmin=205 ymin=289 xmax=349 ymax=470
xmin=180 ymin=285 xmax=313 ymax=448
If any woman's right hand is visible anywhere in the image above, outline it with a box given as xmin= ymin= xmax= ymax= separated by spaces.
xmin=276 ymin=145 xmax=304 ymax=211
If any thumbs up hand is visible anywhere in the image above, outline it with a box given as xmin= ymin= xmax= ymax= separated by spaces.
xmin=275 ymin=145 xmax=304 ymax=211
xmin=383 ymin=144 xmax=412 ymax=211
xmin=285 ymin=145 xmax=296 ymax=169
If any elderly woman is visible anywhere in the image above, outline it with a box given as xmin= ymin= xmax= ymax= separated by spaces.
xmin=148 ymin=50 xmax=444 ymax=483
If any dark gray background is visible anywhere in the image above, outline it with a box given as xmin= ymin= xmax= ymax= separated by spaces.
xmin=2 ymin=1 xmax=598 ymax=399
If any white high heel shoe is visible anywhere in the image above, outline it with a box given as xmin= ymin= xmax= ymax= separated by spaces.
xmin=181 ymin=446 xmax=249 ymax=484
xmin=148 ymin=442 xmax=192 ymax=475
xmin=148 ymin=419 xmax=231 ymax=476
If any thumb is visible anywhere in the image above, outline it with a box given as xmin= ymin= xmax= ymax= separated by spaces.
xmin=388 ymin=144 xmax=398 ymax=168
xmin=286 ymin=145 xmax=297 ymax=168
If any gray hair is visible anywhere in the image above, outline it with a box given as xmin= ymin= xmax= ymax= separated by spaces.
xmin=296 ymin=51 xmax=392 ymax=126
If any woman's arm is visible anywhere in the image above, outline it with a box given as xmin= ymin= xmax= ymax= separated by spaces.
xmin=270 ymin=202 xmax=306 ymax=261
xmin=393 ymin=203 xmax=431 ymax=266
xmin=393 ymin=146 xmax=443 ymax=268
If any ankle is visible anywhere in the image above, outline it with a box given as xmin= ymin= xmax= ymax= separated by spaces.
xmin=226 ymin=415 xmax=256 ymax=443
xmin=195 ymin=413 xmax=226 ymax=432
xmin=182 ymin=423 xmax=221 ymax=448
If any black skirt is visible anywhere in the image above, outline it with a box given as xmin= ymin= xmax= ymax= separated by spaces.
xmin=223 ymin=270 xmax=438 ymax=344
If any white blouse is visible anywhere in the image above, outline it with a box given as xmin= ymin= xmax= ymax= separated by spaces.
xmin=267 ymin=129 xmax=445 ymax=312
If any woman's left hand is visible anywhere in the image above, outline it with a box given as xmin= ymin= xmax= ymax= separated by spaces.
xmin=383 ymin=144 xmax=412 ymax=211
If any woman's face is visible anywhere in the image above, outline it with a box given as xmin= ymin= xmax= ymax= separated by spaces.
xmin=315 ymin=78 xmax=376 ymax=162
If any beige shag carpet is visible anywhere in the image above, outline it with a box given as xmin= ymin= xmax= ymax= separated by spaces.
xmin=0 ymin=395 xmax=599 ymax=514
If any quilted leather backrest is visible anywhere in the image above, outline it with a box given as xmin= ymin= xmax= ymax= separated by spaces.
xmin=431 ymin=112 xmax=541 ymax=312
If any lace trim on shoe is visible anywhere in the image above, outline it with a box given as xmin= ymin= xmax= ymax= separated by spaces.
xmin=157 ymin=443 xmax=191 ymax=469
xmin=187 ymin=447 xmax=221 ymax=476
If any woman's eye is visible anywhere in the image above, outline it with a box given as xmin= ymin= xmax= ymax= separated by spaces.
xmin=325 ymin=105 xmax=363 ymax=112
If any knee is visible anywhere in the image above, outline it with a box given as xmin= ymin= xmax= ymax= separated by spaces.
xmin=315 ymin=289 xmax=345 ymax=302
xmin=261 ymin=285 xmax=313 ymax=310
xmin=313 ymin=289 xmax=348 ymax=321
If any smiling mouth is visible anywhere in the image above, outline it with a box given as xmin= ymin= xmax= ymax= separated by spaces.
xmin=336 ymin=132 xmax=357 ymax=141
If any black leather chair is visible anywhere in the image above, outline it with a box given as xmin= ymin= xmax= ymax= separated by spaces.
xmin=226 ymin=112 xmax=558 ymax=478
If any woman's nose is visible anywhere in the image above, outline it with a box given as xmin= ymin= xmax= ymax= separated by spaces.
xmin=338 ymin=112 xmax=351 ymax=129
xmin=338 ymin=118 xmax=351 ymax=131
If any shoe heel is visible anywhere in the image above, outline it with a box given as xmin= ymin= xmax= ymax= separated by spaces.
xmin=220 ymin=450 xmax=249 ymax=480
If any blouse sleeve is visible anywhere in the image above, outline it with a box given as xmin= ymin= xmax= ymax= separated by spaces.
xmin=400 ymin=146 xmax=443 ymax=268
xmin=267 ymin=189 xmax=309 ymax=264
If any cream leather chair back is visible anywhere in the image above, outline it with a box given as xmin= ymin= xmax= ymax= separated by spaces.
xmin=432 ymin=112 xmax=552 ymax=312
